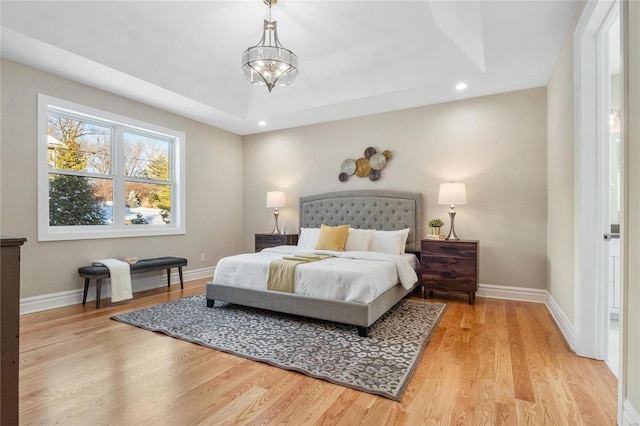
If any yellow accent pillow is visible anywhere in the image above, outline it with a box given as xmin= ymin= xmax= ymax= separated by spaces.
xmin=315 ymin=224 xmax=350 ymax=251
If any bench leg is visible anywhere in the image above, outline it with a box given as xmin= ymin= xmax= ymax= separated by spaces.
xmin=82 ymin=278 xmax=90 ymax=305
xmin=96 ymin=279 xmax=102 ymax=309
xmin=166 ymin=267 xmax=184 ymax=289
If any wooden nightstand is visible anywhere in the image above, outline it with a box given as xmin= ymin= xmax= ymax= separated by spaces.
xmin=255 ymin=234 xmax=299 ymax=252
xmin=421 ymin=239 xmax=479 ymax=304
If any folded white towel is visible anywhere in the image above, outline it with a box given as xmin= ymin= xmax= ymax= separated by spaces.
xmin=92 ymin=258 xmax=132 ymax=303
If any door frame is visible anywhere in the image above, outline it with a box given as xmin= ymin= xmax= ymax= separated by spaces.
xmin=574 ymin=0 xmax=625 ymax=421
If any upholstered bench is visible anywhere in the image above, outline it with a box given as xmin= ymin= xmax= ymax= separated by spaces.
xmin=78 ymin=257 xmax=188 ymax=308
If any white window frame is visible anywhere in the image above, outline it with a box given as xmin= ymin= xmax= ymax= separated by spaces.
xmin=38 ymin=94 xmax=186 ymax=241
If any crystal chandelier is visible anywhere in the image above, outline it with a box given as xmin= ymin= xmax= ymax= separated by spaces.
xmin=241 ymin=0 xmax=298 ymax=92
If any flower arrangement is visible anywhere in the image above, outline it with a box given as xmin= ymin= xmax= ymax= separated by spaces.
xmin=428 ymin=218 xmax=444 ymax=228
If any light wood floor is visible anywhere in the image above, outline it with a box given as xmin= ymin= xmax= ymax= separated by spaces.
xmin=19 ymin=279 xmax=617 ymax=425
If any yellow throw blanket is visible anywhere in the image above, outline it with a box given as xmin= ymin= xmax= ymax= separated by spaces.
xmin=267 ymin=254 xmax=333 ymax=293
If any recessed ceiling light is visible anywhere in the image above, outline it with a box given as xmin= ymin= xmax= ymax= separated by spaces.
xmin=258 ymin=121 xmax=267 ymax=126
xmin=456 ymin=82 xmax=468 ymax=90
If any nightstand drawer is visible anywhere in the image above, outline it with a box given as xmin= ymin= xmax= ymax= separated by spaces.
xmin=424 ymin=277 xmax=478 ymax=292
xmin=255 ymin=234 xmax=299 ymax=252
xmin=259 ymin=234 xmax=287 ymax=246
xmin=421 ymin=241 xmax=477 ymax=259
xmin=422 ymin=257 xmax=476 ymax=278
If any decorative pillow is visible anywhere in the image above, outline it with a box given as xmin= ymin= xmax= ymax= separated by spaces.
xmin=344 ymin=228 xmax=375 ymax=251
xmin=369 ymin=228 xmax=411 ymax=255
xmin=315 ymin=224 xmax=350 ymax=251
xmin=297 ymin=227 xmax=321 ymax=249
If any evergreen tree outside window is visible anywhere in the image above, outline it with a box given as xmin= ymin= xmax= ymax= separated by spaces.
xmin=47 ymin=116 xmax=111 ymax=226
xmin=38 ymin=95 xmax=185 ymax=241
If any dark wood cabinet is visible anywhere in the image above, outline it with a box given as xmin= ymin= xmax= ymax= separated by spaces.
xmin=1 ymin=237 xmax=26 ymax=425
xmin=255 ymin=234 xmax=299 ymax=252
xmin=421 ymin=239 xmax=479 ymax=304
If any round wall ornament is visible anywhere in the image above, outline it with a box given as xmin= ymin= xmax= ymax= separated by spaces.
xmin=355 ymin=158 xmax=371 ymax=177
xmin=337 ymin=147 xmax=392 ymax=182
xmin=341 ymin=159 xmax=356 ymax=176
xmin=364 ymin=147 xmax=377 ymax=159
xmin=369 ymin=153 xmax=387 ymax=170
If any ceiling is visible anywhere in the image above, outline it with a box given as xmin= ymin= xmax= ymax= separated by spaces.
xmin=1 ymin=1 xmax=580 ymax=136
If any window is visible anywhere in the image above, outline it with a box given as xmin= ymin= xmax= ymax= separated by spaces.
xmin=38 ymin=94 xmax=185 ymax=241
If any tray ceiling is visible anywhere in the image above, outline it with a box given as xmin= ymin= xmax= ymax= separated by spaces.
xmin=1 ymin=1 xmax=580 ymax=135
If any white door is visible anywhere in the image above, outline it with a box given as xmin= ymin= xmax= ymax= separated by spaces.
xmin=604 ymin=15 xmax=622 ymax=376
xmin=574 ymin=0 xmax=622 ymax=372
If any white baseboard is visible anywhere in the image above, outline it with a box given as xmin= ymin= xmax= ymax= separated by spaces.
xmin=623 ymin=400 xmax=640 ymax=426
xmin=544 ymin=292 xmax=576 ymax=351
xmin=20 ymin=266 xmax=215 ymax=315
xmin=477 ymin=283 xmax=548 ymax=303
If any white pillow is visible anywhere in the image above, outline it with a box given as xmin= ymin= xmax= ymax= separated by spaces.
xmin=397 ymin=228 xmax=411 ymax=253
xmin=344 ymin=228 xmax=375 ymax=251
xmin=369 ymin=228 xmax=411 ymax=255
xmin=297 ymin=227 xmax=321 ymax=249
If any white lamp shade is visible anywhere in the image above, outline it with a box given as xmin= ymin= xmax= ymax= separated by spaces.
xmin=438 ymin=183 xmax=467 ymax=205
xmin=266 ymin=191 xmax=286 ymax=208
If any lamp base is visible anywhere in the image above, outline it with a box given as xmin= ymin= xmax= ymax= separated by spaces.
xmin=271 ymin=211 xmax=281 ymax=235
xmin=446 ymin=209 xmax=460 ymax=241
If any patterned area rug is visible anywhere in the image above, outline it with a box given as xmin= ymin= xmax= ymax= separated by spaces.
xmin=111 ymin=295 xmax=446 ymax=400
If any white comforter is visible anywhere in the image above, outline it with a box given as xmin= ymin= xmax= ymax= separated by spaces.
xmin=212 ymin=246 xmax=419 ymax=304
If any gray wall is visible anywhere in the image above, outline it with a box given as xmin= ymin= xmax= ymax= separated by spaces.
xmin=243 ymin=88 xmax=548 ymax=290
xmin=0 ymin=59 xmax=244 ymax=298
xmin=546 ymin=7 xmax=578 ymax=322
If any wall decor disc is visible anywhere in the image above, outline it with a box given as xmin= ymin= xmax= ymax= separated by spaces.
xmin=364 ymin=147 xmax=377 ymax=159
xmin=355 ymin=158 xmax=371 ymax=177
xmin=341 ymin=159 xmax=356 ymax=176
xmin=369 ymin=169 xmax=381 ymax=181
xmin=338 ymin=172 xmax=349 ymax=182
xmin=369 ymin=153 xmax=387 ymax=170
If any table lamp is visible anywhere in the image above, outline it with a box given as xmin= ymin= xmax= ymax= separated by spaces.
xmin=266 ymin=191 xmax=286 ymax=235
xmin=438 ymin=182 xmax=467 ymax=241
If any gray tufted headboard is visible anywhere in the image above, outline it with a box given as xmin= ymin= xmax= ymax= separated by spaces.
xmin=299 ymin=190 xmax=423 ymax=252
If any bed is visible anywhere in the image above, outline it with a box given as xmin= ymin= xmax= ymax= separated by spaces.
xmin=205 ymin=189 xmax=423 ymax=336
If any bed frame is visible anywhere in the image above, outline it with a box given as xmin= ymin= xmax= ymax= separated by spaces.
xmin=206 ymin=189 xmax=423 ymax=337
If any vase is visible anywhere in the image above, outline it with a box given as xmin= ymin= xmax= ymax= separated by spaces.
xmin=430 ymin=227 xmax=441 ymax=235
